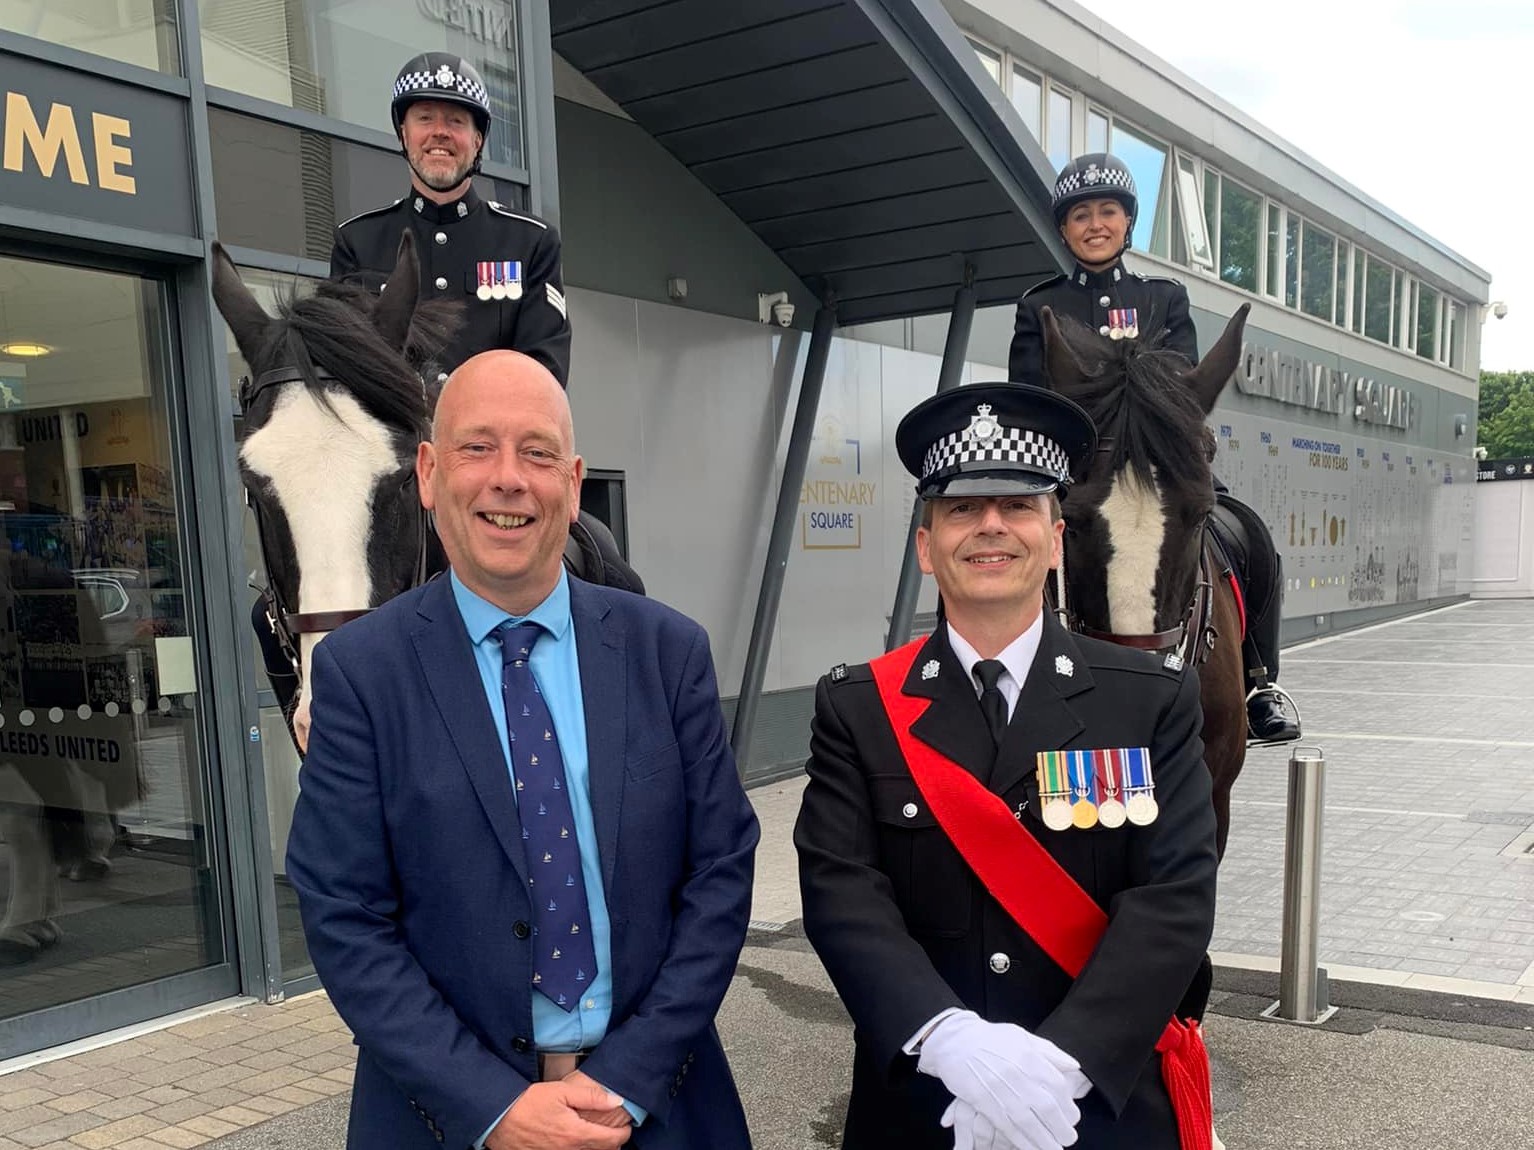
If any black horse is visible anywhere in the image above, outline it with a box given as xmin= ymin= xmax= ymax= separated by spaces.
xmin=211 ymin=233 xmax=640 ymax=751
xmin=1040 ymin=303 xmax=1252 ymax=858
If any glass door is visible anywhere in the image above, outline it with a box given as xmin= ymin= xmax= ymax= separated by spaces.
xmin=0 ymin=253 xmax=234 ymax=1056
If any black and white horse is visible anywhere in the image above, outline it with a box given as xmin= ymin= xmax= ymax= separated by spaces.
xmin=211 ymin=234 xmax=639 ymax=751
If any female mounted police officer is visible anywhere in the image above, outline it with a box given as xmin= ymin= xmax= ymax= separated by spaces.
xmin=1009 ymin=152 xmax=1299 ymax=743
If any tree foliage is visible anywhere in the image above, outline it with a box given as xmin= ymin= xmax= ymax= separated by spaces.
xmin=1478 ymin=371 xmax=1534 ymax=458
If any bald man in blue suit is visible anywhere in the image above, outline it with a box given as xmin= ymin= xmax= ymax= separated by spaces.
xmin=286 ymin=351 xmax=759 ymax=1150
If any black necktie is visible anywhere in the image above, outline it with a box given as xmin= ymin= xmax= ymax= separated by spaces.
xmin=973 ymin=659 xmax=1009 ymax=747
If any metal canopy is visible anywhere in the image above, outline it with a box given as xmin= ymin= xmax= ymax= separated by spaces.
xmin=550 ymin=0 xmax=1068 ymax=326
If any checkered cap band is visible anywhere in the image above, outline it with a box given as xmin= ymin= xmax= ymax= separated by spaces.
xmin=922 ymin=425 xmax=1071 ymax=485
xmin=393 ymin=67 xmax=490 ymax=114
xmin=1054 ymin=160 xmax=1135 ymax=202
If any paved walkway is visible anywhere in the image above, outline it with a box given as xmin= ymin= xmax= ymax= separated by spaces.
xmin=4 ymin=598 xmax=1533 ymax=1148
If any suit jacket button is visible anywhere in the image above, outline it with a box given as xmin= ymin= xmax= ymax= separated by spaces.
xmin=513 ymin=921 xmax=530 ymax=939
xmin=512 ymin=1036 xmax=531 ymax=1052
xmin=989 ymin=952 xmax=1011 ymax=974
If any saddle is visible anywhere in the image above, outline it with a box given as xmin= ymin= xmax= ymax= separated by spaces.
xmin=1208 ymin=492 xmax=1277 ymax=625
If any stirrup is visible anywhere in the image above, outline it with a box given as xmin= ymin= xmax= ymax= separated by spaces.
xmin=1245 ymin=683 xmax=1301 ymax=746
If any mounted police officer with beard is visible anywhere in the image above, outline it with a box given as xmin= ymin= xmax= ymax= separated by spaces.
xmin=331 ymin=52 xmax=572 ymax=387
xmin=1010 ymin=152 xmax=1300 ymax=744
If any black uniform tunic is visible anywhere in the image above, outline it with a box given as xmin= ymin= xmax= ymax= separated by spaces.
xmin=330 ymin=185 xmax=571 ymax=386
xmin=795 ymin=616 xmax=1218 ymax=1150
xmin=1010 ymin=260 xmax=1197 ymax=386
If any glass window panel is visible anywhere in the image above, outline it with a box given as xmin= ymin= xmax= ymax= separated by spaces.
xmin=224 ymin=267 xmax=321 ymax=981
xmin=1301 ymin=223 xmax=1335 ymax=321
xmin=1266 ymin=203 xmax=1281 ymax=298
xmin=208 ymin=108 xmax=523 ymax=262
xmin=1335 ymin=242 xmax=1349 ymax=326
xmin=1284 ymin=214 xmax=1300 ymax=308
xmin=0 ymin=254 xmax=222 ymax=1019
xmin=1168 ymin=190 xmax=1186 ymax=265
xmin=200 ymin=0 xmax=526 ymax=171
xmin=970 ymin=38 xmax=1002 ymax=84
xmin=1087 ymin=109 xmax=1109 ymax=154
xmin=1108 ymin=120 xmax=1167 ymax=253
xmin=1364 ymin=256 xmax=1392 ymax=342
xmin=1390 ymin=270 xmax=1401 ymax=345
xmin=1010 ymin=65 xmax=1043 ymax=143
xmin=1417 ymin=283 xmax=1439 ymax=359
xmin=1204 ymin=171 xmax=1220 ymax=262
xmin=0 ymin=0 xmax=179 ymax=73
xmin=1174 ymin=157 xmax=1213 ymax=270
xmin=1450 ymin=301 xmax=1464 ymax=368
xmin=1218 ymin=179 xmax=1260 ymax=293
xmin=1047 ymin=88 xmax=1072 ymax=172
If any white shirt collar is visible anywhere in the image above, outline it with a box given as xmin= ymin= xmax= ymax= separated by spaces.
xmin=945 ymin=612 xmax=1045 ymax=717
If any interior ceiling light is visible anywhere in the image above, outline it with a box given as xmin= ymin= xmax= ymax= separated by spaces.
xmin=0 ymin=342 xmax=51 ymax=358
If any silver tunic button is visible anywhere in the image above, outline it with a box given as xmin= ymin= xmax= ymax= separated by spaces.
xmin=1099 ymin=324 xmax=1110 ymax=336
xmin=434 ymin=276 xmax=448 ymax=290
xmin=989 ymin=952 xmax=1011 ymax=974
xmin=436 ymin=372 xmax=449 ymax=384
xmin=1099 ymin=294 xmax=1111 ymax=306
xmin=434 ymin=231 xmax=447 ymax=245
xmin=902 ymin=802 xmax=918 ymax=819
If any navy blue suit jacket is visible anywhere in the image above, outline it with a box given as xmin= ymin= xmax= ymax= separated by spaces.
xmin=286 ymin=574 xmax=759 ymax=1150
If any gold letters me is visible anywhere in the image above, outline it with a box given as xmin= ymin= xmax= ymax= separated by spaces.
xmin=3 ymin=92 xmax=135 ymax=195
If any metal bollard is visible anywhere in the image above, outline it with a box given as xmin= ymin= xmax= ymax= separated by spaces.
xmin=1260 ymin=745 xmax=1338 ymax=1026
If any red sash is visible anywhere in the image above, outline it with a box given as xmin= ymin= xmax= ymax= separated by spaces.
xmin=870 ymin=640 xmax=1212 ymax=1150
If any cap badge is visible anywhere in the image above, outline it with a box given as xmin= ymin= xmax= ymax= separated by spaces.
xmin=1082 ymin=163 xmax=1103 ymax=185
xmin=435 ymin=64 xmax=457 ymax=88
xmin=965 ymin=404 xmax=1003 ymax=449
xmin=921 ymin=659 xmax=940 ymax=681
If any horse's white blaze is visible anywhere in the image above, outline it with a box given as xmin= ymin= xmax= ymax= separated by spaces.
xmin=240 ymin=383 xmax=401 ymax=714
xmin=1098 ymin=468 xmax=1167 ymax=636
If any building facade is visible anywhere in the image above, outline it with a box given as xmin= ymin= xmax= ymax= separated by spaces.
xmin=0 ymin=0 xmax=1488 ymax=1062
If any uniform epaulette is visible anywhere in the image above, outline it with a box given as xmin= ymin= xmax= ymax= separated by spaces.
xmin=1141 ymin=273 xmax=1186 ymax=287
xmin=827 ymin=662 xmax=871 ymax=686
xmin=487 ymin=201 xmax=548 ymax=229
xmin=336 ymin=196 xmax=406 ymax=230
xmin=1021 ymin=273 xmax=1067 ymax=299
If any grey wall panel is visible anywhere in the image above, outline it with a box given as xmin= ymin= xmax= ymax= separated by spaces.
xmin=554 ymin=98 xmax=816 ymax=326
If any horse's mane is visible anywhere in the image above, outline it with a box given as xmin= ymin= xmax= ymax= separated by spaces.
xmin=254 ymin=280 xmax=458 ymax=432
xmin=1052 ymin=317 xmax=1214 ymax=491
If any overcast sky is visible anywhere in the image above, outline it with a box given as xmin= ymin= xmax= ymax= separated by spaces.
xmin=1073 ymin=0 xmax=1529 ymax=371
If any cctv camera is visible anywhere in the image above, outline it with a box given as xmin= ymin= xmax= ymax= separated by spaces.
xmin=1493 ymin=301 xmax=1509 ymax=320
xmin=758 ymin=290 xmax=793 ymax=326
xmin=772 ymin=300 xmax=795 ymax=328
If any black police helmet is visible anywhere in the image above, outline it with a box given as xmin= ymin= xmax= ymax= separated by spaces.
xmin=1051 ymin=152 xmax=1137 ymax=236
xmin=391 ymin=53 xmax=492 ymax=137
xmin=896 ymin=383 xmax=1097 ymax=501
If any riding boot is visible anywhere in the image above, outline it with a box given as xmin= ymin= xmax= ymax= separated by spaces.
xmin=1244 ymin=555 xmax=1300 ymax=743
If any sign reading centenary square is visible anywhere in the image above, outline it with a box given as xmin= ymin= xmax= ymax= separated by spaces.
xmin=0 ymin=49 xmax=195 ymax=237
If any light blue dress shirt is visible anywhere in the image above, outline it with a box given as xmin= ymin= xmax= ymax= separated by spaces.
xmin=450 ymin=570 xmax=644 ymax=1135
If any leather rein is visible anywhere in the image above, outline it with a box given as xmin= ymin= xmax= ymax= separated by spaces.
xmin=242 ymin=365 xmax=432 ymax=675
xmin=1052 ymin=438 xmax=1218 ymax=673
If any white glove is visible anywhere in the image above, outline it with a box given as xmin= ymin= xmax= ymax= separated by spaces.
xmin=942 ymin=1099 xmax=1005 ymax=1150
xmin=918 ymin=1010 xmax=1085 ymax=1150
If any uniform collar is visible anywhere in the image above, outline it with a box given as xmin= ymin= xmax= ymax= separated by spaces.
xmin=1071 ymin=260 xmax=1126 ymax=289
xmin=410 ymin=183 xmax=482 ymax=224
xmin=945 ymin=613 xmax=1044 ymax=697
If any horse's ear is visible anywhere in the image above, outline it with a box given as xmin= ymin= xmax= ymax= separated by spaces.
xmin=1184 ymin=302 xmax=1249 ymax=415
xmin=373 ymin=229 xmax=421 ymax=351
xmin=1041 ymin=306 xmax=1089 ymax=392
xmin=209 ymin=242 xmax=273 ymax=367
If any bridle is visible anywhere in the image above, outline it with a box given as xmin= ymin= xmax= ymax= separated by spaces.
xmin=1051 ymin=437 xmax=1218 ymax=673
xmin=241 ymin=365 xmax=433 ymax=681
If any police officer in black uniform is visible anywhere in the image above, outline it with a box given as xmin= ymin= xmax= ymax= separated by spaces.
xmin=1010 ymin=152 xmax=1299 ymax=743
xmin=331 ymin=52 xmax=572 ymax=388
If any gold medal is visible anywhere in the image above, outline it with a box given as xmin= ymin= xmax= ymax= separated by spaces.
xmin=1071 ymin=798 xmax=1098 ymax=829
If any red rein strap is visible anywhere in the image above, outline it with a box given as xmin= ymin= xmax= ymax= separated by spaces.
xmin=869 ymin=641 xmax=1211 ymax=1150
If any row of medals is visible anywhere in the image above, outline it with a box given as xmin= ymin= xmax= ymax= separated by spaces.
xmin=477 ymin=281 xmax=524 ymax=301
xmin=1039 ymin=788 xmax=1158 ymax=831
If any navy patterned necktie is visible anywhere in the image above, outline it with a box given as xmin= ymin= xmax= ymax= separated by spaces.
xmin=498 ymin=621 xmax=596 ymax=1011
